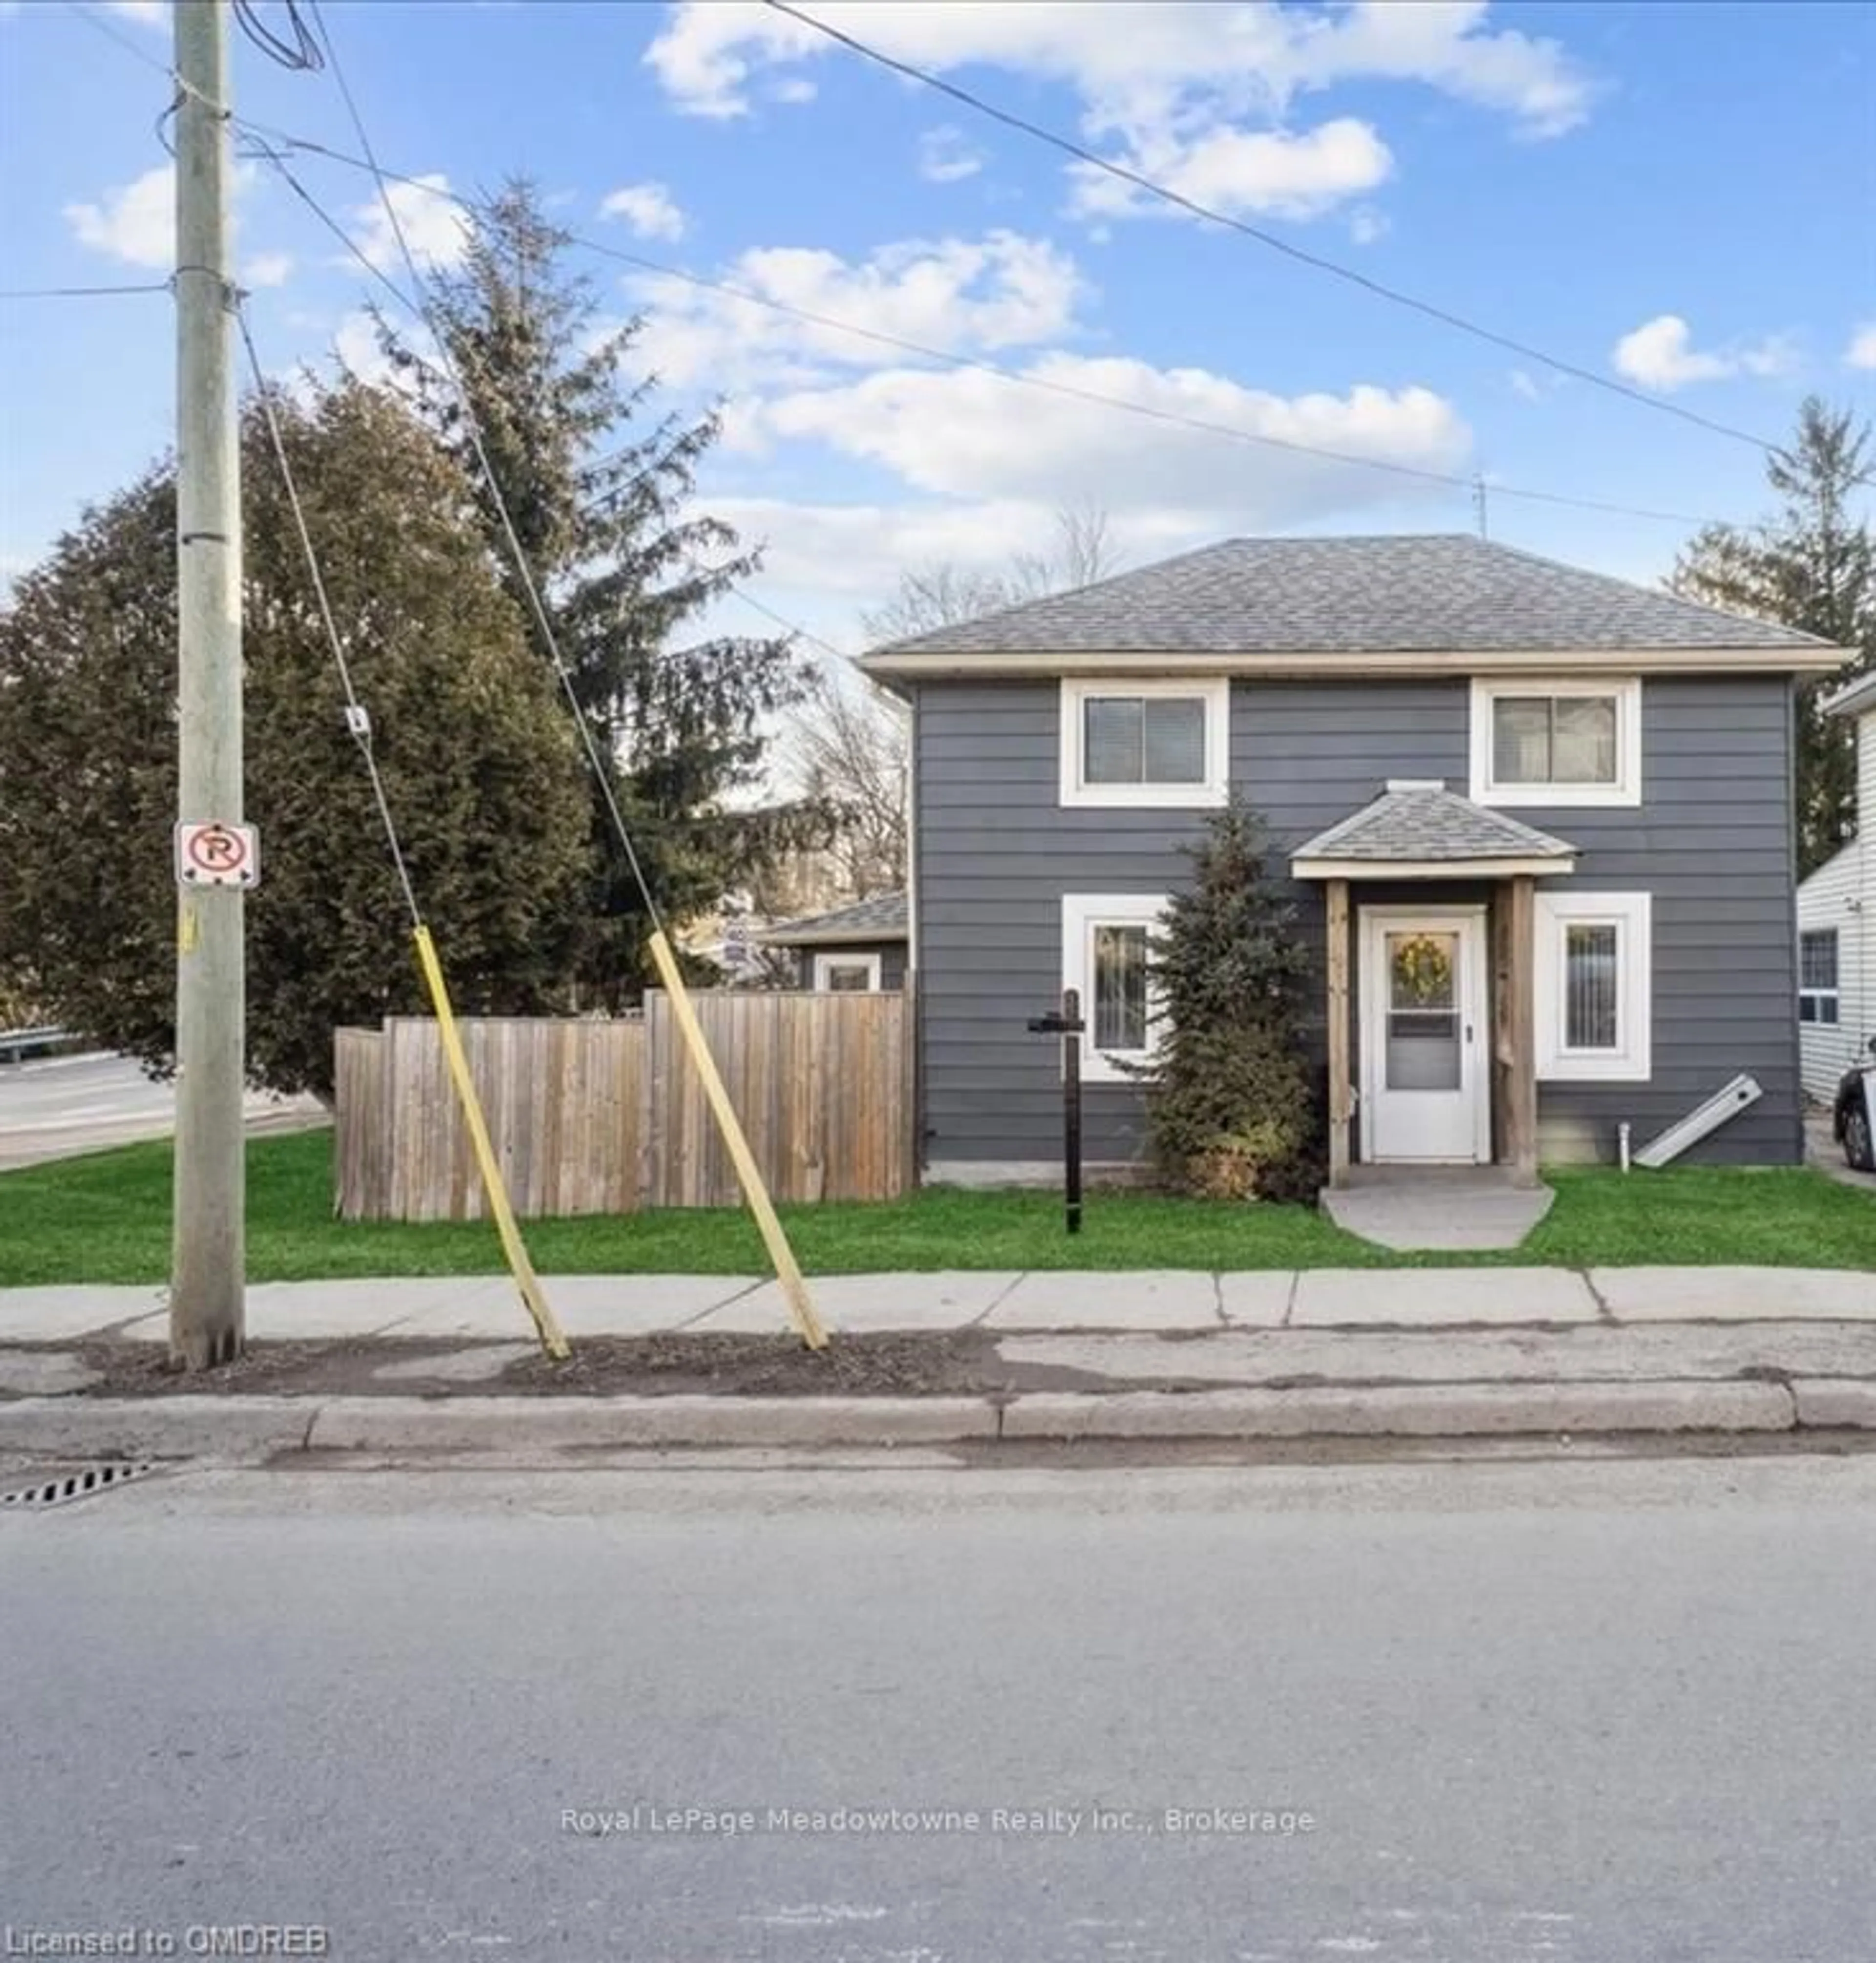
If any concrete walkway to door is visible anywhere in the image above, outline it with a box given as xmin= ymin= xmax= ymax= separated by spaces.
xmin=1321 ymin=1167 xmax=1556 ymax=1252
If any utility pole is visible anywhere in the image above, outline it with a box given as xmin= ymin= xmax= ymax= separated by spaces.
xmin=171 ymin=0 xmax=246 ymax=1368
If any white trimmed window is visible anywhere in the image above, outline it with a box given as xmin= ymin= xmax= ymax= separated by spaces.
xmin=812 ymin=950 xmax=882 ymax=993
xmin=1470 ymin=677 xmax=1641 ymax=807
xmin=1799 ymin=929 xmax=1840 ymax=1025
xmin=1060 ymin=678 xmax=1228 ymax=808
xmin=1535 ymin=892 xmax=1652 ymax=1081
xmin=1062 ymin=895 xmax=1167 ymax=1083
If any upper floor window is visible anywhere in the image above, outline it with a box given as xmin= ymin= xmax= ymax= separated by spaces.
xmin=1059 ymin=678 xmax=1228 ymax=809
xmin=1470 ymin=677 xmax=1641 ymax=808
xmin=1799 ymin=929 xmax=1839 ymax=1024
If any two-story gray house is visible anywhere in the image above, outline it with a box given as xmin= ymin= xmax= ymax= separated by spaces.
xmin=859 ymin=534 xmax=1850 ymax=1186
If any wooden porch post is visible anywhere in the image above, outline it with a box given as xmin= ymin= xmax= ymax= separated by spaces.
xmin=1326 ymin=878 xmax=1351 ymax=1186
xmin=1506 ymin=874 xmax=1538 ymax=1187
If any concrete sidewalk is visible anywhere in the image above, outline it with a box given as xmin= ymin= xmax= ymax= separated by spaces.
xmin=5 ymin=1268 xmax=1874 ymax=1459
xmin=4 ymin=1264 xmax=1875 ymax=1344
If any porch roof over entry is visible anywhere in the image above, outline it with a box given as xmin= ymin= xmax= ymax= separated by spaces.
xmin=1291 ymin=780 xmax=1578 ymax=881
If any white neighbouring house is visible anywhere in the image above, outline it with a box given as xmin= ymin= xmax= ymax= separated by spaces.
xmin=1796 ymin=670 xmax=1876 ymax=1100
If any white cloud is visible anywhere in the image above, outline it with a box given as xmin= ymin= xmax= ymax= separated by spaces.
xmin=644 ymin=1 xmax=1595 ymax=227
xmin=599 ymin=181 xmax=686 ymax=241
xmin=728 ymin=356 xmax=1470 ymax=526
xmin=1070 ymin=116 xmax=1392 ymax=221
xmin=242 ymin=250 xmax=294 ymax=290
xmin=349 ymin=175 xmax=469 ymax=274
xmin=105 ymin=0 xmax=167 ymax=25
xmin=631 ymin=230 xmax=1087 ymax=390
xmin=1847 ymin=323 xmax=1876 ymax=371
xmin=1509 ymin=368 xmax=1543 ymax=402
xmin=64 ymin=162 xmax=174 ymax=270
xmin=1348 ymin=205 xmax=1388 ymax=246
xmin=918 ymin=125 xmax=984 ymax=184
xmin=1611 ymin=314 xmax=1796 ymax=392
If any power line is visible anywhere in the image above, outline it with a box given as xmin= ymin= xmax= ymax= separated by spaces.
xmin=0 ymin=281 xmax=172 ymax=299
xmin=233 ymin=0 xmax=323 ymax=71
xmin=234 ymin=300 xmax=422 ymax=925
xmin=234 ymin=127 xmax=1716 ymax=531
xmin=763 ymin=0 xmax=1782 ymax=460
xmin=56 ymin=12 xmax=1733 ymax=530
xmin=302 ymin=0 xmax=667 ymax=936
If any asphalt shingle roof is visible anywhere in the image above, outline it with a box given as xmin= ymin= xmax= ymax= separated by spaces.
xmin=1294 ymin=783 xmax=1578 ymax=865
xmin=870 ymin=534 xmax=1832 ymax=659
xmin=762 ymin=892 xmax=909 ymax=946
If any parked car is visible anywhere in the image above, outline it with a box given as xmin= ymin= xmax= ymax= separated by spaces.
xmin=1834 ymin=1036 xmax=1876 ymax=1172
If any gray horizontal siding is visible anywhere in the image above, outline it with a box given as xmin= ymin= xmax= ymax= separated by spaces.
xmin=913 ymin=675 xmax=1803 ymax=1173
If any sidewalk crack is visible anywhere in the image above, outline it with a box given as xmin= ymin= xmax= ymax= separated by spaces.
xmin=1210 ymin=1274 xmax=1226 ymax=1327
xmin=1578 ymin=1268 xmax=1617 ymax=1324
xmin=1281 ymin=1272 xmax=1300 ymax=1328
xmin=970 ymin=1273 xmax=1027 ymax=1328
xmin=669 ymin=1278 xmax=766 ymax=1331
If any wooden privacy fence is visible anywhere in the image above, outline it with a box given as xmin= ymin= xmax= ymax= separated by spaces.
xmin=334 ymin=989 xmax=913 ymax=1222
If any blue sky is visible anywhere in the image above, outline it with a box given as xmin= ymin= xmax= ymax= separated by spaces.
xmin=2 ymin=0 xmax=1873 ymax=651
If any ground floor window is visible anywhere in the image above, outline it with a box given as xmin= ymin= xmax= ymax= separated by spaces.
xmin=812 ymin=950 xmax=882 ymax=992
xmin=1799 ymin=929 xmax=1839 ymax=1024
xmin=1534 ymin=892 xmax=1652 ymax=1081
xmin=1061 ymin=894 xmax=1167 ymax=1082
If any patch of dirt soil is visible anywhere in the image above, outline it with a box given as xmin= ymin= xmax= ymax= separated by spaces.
xmin=59 ymin=1330 xmax=1055 ymax=1400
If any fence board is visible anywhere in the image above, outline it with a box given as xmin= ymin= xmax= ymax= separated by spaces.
xmin=335 ymin=992 xmax=907 ymax=1220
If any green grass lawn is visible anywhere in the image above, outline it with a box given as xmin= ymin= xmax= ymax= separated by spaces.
xmin=0 ymin=1128 xmax=1869 ymax=1286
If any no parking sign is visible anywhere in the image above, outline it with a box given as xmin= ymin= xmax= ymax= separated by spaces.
xmin=174 ymin=821 xmax=260 ymax=889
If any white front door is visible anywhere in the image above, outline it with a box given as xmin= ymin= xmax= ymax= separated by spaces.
xmin=1360 ymin=909 xmax=1490 ymax=1164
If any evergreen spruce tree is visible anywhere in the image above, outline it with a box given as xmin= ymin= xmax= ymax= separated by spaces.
xmin=1673 ymin=397 xmax=1874 ymax=874
xmin=373 ymin=182 xmax=825 ymax=1005
xmin=1139 ymin=799 xmax=1320 ymax=1201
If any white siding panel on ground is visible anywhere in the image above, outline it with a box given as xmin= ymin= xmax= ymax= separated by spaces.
xmin=1797 ymin=705 xmax=1875 ymax=1101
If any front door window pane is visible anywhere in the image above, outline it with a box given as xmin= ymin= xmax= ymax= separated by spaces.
xmin=1565 ymin=923 xmax=1619 ymax=1049
xmin=1385 ymin=930 xmax=1460 ymax=1090
xmin=1092 ymin=924 xmax=1149 ymax=1050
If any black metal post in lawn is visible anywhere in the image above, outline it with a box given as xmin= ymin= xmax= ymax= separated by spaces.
xmin=1027 ymin=987 xmax=1085 ymax=1235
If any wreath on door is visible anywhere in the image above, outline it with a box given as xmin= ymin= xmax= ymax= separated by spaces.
xmin=1393 ymin=932 xmax=1453 ymax=1005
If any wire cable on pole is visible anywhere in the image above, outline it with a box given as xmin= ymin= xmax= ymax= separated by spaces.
xmin=0 ymin=281 xmax=174 ymax=300
xmin=237 ymin=294 xmax=570 ymax=1362
xmin=302 ymin=0 xmax=667 ymax=937
xmin=762 ymin=0 xmax=1782 ymax=460
xmin=234 ymin=301 xmax=422 ymax=926
xmin=233 ymin=0 xmax=324 ymax=71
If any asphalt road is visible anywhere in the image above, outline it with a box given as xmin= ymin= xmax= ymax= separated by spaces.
xmin=0 ymin=1051 xmax=323 ymax=1168
xmin=3 ymin=1455 xmax=1874 ymax=1961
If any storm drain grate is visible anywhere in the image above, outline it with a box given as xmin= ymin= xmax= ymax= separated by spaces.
xmin=2 ymin=1461 xmax=157 ymax=1510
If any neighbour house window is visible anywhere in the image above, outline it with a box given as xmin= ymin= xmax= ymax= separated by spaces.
xmin=1534 ymin=893 xmax=1652 ymax=1081
xmin=1060 ymin=679 xmax=1228 ymax=808
xmin=1470 ymin=678 xmax=1641 ymax=807
xmin=1062 ymin=895 xmax=1167 ymax=1083
xmin=812 ymin=951 xmax=882 ymax=993
xmin=1799 ymin=930 xmax=1840 ymax=1025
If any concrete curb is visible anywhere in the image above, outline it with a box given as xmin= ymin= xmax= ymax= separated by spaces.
xmin=1000 ymin=1382 xmax=1796 ymax=1440
xmin=4 ymin=1378 xmax=1873 ymax=1461
xmin=305 ymin=1395 xmax=1000 ymax=1452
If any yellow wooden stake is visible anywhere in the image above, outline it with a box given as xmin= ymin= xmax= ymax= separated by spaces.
xmin=646 ymin=930 xmax=828 ymax=1349
xmin=411 ymin=924 xmax=570 ymax=1360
